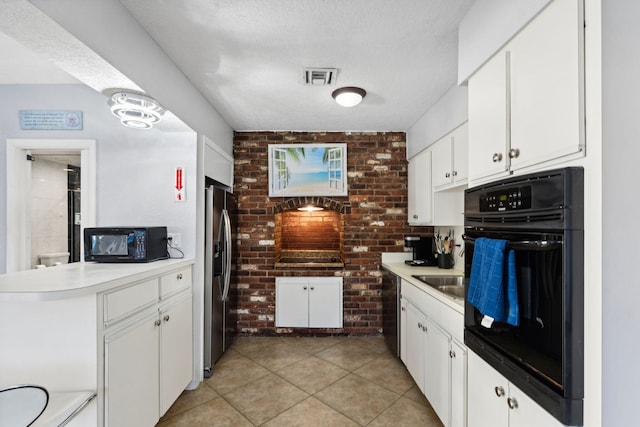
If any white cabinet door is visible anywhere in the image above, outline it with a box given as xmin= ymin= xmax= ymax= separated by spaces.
xmin=423 ymin=318 xmax=451 ymax=426
xmin=509 ymin=0 xmax=584 ymax=171
xmin=309 ymin=282 xmax=343 ymax=328
xmin=467 ymin=351 xmax=509 ymax=427
xmin=160 ymin=295 xmax=193 ymax=415
xmin=452 ymin=123 xmax=469 ymax=185
xmin=450 ymin=339 xmax=467 ymax=427
xmin=105 ymin=313 xmax=159 ymax=427
xmin=508 ymin=383 xmax=564 ymax=427
xmin=408 ymin=149 xmax=432 ymax=225
xmin=275 ymin=281 xmax=309 ymax=327
xmin=405 ymin=303 xmax=426 ymax=393
xmin=400 ymin=297 xmax=407 ymax=364
xmin=468 ymin=49 xmax=510 ymax=183
xmin=432 ymin=138 xmax=453 ymax=189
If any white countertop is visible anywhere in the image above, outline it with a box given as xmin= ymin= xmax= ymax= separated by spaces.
xmin=0 ymin=258 xmax=194 ymax=301
xmin=381 ymin=255 xmax=465 ymax=314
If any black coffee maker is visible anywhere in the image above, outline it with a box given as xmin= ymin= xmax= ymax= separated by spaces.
xmin=404 ymin=236 xmax=437 ymax=266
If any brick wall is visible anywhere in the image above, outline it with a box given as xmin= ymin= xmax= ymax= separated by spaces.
xmin=233 ymin=131 xmax=432 ymax=335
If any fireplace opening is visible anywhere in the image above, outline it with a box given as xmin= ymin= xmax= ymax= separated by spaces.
xmin=273 ymin=198 xmax=346 ymax=268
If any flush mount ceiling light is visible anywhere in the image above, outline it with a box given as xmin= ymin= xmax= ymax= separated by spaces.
xmin=108 ymin=91 xmax=165 ymax=129
xmin=332 ymin=86 xmax=366 ymax=108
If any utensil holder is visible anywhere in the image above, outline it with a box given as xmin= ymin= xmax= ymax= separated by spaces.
xmin=437 ymin=252 xmax=454 ymax=269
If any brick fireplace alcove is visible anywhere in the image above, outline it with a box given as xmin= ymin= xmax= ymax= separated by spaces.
xmin=273 ymin=197 xmax=348 ymax=268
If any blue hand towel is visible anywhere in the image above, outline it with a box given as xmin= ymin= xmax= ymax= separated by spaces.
xmin=467 ymin=238 xmax=519 ymax=327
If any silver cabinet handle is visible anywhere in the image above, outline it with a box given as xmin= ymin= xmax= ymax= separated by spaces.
xmin=509 ymin=148 xmax=520 ymax=159
xmin=449 ymin=350 xmax=456 ymax=358
xmin=494 ymin=386 xmax=505 ymax=397
xmin=413 ymin=214 xmax=419 ymax=219
xmin=492 ymin=153 xmax=503 ymax=162
xmin=177 ymin=273 xmax=183 ymax=280
xmin=417 ymin=322 xmax=422 ymax=329
xmin=507 ymin=397 xmax=518 ymax=409
xmin=422 ymin=325 xmax=427 ymax=332
xmin=154 ymin=319 xmax=162 ymax=327
xmin=401 ymin=306 xmax=405 ymax=311
xmin=452 ymin=170 xmax=458 ymax=177
xmin=164 ymin=315 xmax=170 ymax=322
xmin=303 ymin=286 xmax=308 ymax=290
xmin=310 ymin=286 xmax=315 ymax=290
xmin=445 ymin=172 xmax=451 ymax=178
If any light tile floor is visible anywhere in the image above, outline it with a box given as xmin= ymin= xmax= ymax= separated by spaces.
xmin=157 ymin=336 xmax=444 ymax=426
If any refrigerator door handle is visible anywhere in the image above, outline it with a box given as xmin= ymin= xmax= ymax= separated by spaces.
xmin=221 ymin=208 xmax=232 ymax=301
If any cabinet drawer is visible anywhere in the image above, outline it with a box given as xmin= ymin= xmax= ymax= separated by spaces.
xmin=160 ymin=267 xmax=192 ymax=298
xmin=104 ymin=278 xmax=159 ymax=324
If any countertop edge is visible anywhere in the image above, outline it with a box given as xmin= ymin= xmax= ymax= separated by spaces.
xmin=0 ymin=258 xmax=195 ymax=302
xmin=382 ymin=261 xmax=465 ymax=314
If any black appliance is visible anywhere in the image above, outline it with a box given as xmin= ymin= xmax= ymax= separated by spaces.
xmin=404 ymin=236 xmax=437 ymax=266
xmin=203 ymin=179 xmax=238 ymax=377
xmin=83 ymin=226 xmax=168 ymax=262
xmin=382 ymin=267 xmax=401 ymax=356
xmin=463 ymin=167 xmax=583 ymax=425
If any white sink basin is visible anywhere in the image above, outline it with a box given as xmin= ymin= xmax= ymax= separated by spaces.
xmin=0 ymin=385 xmax=48 ymax=427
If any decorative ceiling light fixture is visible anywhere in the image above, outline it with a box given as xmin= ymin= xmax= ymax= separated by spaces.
xmin=331 ymin=86 xmax=366 ymax=108
xmin=108 ymin=91 xmax=165 ymax=129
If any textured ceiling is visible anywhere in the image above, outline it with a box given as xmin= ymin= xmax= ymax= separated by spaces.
xmin=119 ymin=0 xmax=475 ymax=131
xmin=0 ymin=0 xmax=474 ymax=132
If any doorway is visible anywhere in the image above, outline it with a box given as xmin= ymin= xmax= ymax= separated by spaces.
xmin=6 ymin=139 xmax=96 ymax=272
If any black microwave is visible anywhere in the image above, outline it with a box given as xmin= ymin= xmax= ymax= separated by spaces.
xmin=84 ymin=227 xmax=168 ymax=263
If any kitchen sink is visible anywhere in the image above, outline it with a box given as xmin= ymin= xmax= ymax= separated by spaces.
xmin=411 ymin=275 xmax=467 ymax=300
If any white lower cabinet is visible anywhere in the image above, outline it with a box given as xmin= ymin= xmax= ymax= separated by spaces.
xmin=450 ymin=339 xmax=467 ymax=427
xmin=404 ymin=303 xmax=426 ymax=393
xmin=467 ymin=351 xmax=563 ymax=427
xmin=400 ymin=279 xmax=466 ymax=427
xmin=424 ymin=318 xmax=452 ymax=425
xmin=105 ymin=312 xmax=160 ymax=427
xmin=159 ymin=295 xmax=194 ymax=414
xmin=275 ymin=277 xmax=343 ymax=328
xmin=100 ymin=266 xmax=193 ymax=427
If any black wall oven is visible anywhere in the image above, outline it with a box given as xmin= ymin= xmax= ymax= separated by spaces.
xmin=464 ymin=167 xmax=583 ymax=425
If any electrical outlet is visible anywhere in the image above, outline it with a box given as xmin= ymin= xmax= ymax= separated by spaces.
xmin=168 ymin=233 xmax=181 ymax=248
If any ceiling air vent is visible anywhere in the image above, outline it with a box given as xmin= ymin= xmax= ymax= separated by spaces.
xmin=303 ymin=68 xmax=337 ymax=86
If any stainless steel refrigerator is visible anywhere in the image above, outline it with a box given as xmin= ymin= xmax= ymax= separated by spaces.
xmin=203 ymin=180 xmax=237 ymax=377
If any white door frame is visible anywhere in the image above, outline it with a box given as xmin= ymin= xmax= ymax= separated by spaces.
xmin=6 ymin=139 xmax=96 ymax=272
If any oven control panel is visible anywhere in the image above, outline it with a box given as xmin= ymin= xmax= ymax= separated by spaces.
xmin=479 ymin=185 xmax=532 ymax=212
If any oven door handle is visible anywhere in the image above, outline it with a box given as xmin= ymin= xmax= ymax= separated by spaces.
xmin=462 ymin=234 xmax=562 ymax=251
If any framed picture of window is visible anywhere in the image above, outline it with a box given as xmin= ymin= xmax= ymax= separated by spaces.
xmin=268 ymin=143 xmax=347 ymax=197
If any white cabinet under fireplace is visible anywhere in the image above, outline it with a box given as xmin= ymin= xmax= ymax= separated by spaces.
xmin=275 ymin=277 xmax=343 ymax=328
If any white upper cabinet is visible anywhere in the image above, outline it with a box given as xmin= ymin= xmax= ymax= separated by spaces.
xmin=468 ymin=51 xmax=510 ymax=181
xmin=508 ymin=0 xmax=584 ymax=171
xmin=432 ymin=122 xmax=469 ymax=190
xmin=468 ymin=0 xmax=585 ymax=184
xmin=408 ymin=149 xmax=432 ymax=225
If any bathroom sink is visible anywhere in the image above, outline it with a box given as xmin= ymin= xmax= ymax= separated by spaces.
xmin=411 ymin=275 xmax=467 ymax=299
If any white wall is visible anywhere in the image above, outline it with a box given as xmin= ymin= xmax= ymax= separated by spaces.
xmin=601 ymin=1 xmax=640 ymax=425
xmin=458 ymin=0 xmax=552 ymax=83
xmin=0 ymin=84 xmax=198 ymax=273
xmin=406 ymin=84 xmax=468 ymax=159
